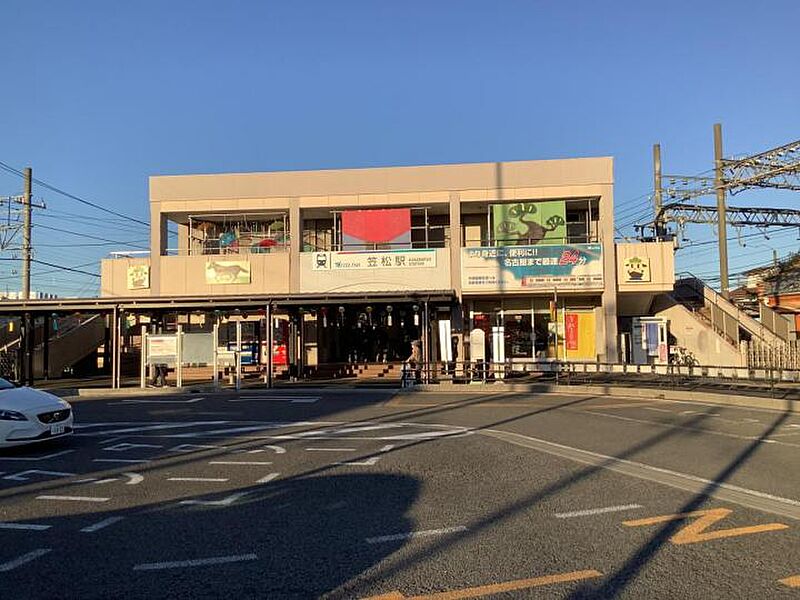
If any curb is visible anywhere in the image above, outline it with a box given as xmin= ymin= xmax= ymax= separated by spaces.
xmin=400 ymin=382 xmax=800 ymax=413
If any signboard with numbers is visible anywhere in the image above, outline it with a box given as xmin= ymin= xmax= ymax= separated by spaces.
xmin=311 ymin=249 xmax=436 ymax=271
xmin=461 ymin=244 xmax=603 ymax=292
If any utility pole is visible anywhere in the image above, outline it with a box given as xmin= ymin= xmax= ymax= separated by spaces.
xmin=714 ymin=124 xmax=729 ymax=299
xmin=653 ymin=144 xmax=664 ymax=238
xmin=22 ymin=167 xmax=32 ymax=300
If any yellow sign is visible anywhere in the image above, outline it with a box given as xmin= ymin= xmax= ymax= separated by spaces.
xmin=127 ymin=265 xmax=150 ymax=290
xmin=623 ymin=256 xmax=651 ymax=282
xmin=205 ymin=260 xmax=251 ymax=285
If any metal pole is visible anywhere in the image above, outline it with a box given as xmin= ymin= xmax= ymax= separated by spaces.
xmin=653 ymin=144 xmax=664 ymax=238
xmin=212 ymin=320 xmax=219 ymax=387
xmin=22 ymin=168 xmax=31 ymax=300
xmin=140 ymin=324 xmax=147 ymax=388
xmin=235 ymin=319 xmax=242 ymax=391
xmin=176 ymin=324 xmax=183 ymax=388
xmin=422 ymin=300 xmax=430 ymax=382
xmin=110 ymin=308 xmax=118 ymax=389
xmin=265 ymin=304 xmax=273 ymax=388
xmin=42 ymin=314 xmax=50 ymax=380
xmin=714 ymin=123 xmax=730 ymax=299
xmin=115 ymin=309 xmax=123 ymax=389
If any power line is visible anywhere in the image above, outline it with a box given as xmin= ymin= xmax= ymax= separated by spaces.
xmin=0 ymin=159 xmax=149 ymax=228
xmin=32 ymin=223 xmax=149 ymax=249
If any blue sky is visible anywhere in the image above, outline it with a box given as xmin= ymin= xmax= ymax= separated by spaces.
xmin=0 ymin=1 xmax=798 ymax=295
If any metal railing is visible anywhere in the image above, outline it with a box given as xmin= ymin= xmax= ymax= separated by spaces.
xmin=399 ymin=359 xmax=800 ymax=394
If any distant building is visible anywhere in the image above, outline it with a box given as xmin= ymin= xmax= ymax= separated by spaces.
xmin=0 ymin=291 xmax=59 ymax=301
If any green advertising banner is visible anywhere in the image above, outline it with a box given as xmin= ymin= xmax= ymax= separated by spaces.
xmin=492 ymin=200 xmax=566 ymax=245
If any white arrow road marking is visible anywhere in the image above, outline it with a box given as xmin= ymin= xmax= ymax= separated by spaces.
xmin=0 ymin=549 xmax=52 ymax=572
xmin=306 ymin=447 xmax=356 ymax=452
xmin=133 ymin=554 xmax=258 ymax=571
xmin=123 ymin=472 xmax=144 ymax=485
xmin=179 ymin=491 xmax=250 ymax=506
xmin=3 ymin=469 xmax=75 ymax=481
xmin=0 ymin=522 xmax=51 ymax=531
xmin=0 ymin=450 xmax=74 ymax=462
xmin=257 ymin=472 xmax=280 ymax=484
xmin=80 ymin=516 xmax=124 ymax=533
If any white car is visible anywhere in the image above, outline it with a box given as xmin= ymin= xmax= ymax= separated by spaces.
xmin=0 ymin=379 xmax=73 ymax=448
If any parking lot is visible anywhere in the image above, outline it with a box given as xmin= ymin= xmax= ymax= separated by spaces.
xmin=0 ymin=389 xmax=798 ymax=598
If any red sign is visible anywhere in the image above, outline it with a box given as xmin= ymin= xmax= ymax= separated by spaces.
xmin=558 ymin=250 xmax=581 ymax=265
xmin=342 ymin=208 xmax=411 ymax=245
xmin=565 ymin=313 xmax=579 ymax=351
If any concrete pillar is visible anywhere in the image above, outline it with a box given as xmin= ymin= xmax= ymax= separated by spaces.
xmin=599 ymin=187 xmax=619 ymax=361
xmin=289 ymin=198 xmax=301 ymax=293
xmin=449 ymin=191 xmax=462 ymax=299
xmin=150 ymin=205 xmax=168 ymax=297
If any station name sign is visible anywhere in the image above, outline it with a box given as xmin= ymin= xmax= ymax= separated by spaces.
xmin=312 ymin=249 xmax=436 ymax=271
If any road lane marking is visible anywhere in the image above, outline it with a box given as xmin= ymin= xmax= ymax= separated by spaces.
xmin=623 ymin=507 xmax=789 ymax=544
xmin=0 ymin=549 xmax=52 ymax=572
xmin=480 ymin=429 xmax=800 ymax=520
xmin=37 ymin=495 xmax=110 ymax=503
xmin=133 ymin=553 xmax=258 ymax=571
xmin=81 ymin=516 xmax=124 ymax=533
xmin=555 ymin=504 xmax=642 ymax=519
xmin=179 ymin=492 xmax=250 ymax=506
xmin=257 ymin=472 xmax=280 ymax=484
xmin=78 ymin=421 xmax=230 ymax=436
xmin=120 ymin=398 xmax=203 ymax=404
xmin=366 ymin=526 xmax=468 ymax=544
xmin=93 ymin=458 xmax=150 ymax=464
xmin=779 ymin=575 xmax=800 ymax=588
xmin=169 ymin=444 xmax=221 ymax=453
xmin=362 ymin=569 xmax=603 ymax=599
xmin=0 ymin=449 xmax=74 ymax=461
xmin=230 ymin=396 xmax=319 ymax=403
xmin=306 ymin=447 xmax=357 ymax=452
xmin=3 ymin=469 xmax=75 ymax=481
xmin=0 ymin=522 xmax=51 ymax=531
xmin=208 ymin=461 xmax=272 ymax=466
xmin=104 ymin=443 xmax=163 ymax=452
xmin=168 ymin=477 xmax=229 ymax=482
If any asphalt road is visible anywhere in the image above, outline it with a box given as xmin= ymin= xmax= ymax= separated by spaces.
xmin=0 ymin=388 xmax=798 ymax=599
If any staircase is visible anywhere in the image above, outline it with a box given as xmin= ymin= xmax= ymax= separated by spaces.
xmin=303 ymin=362 xmax=400 ymax=381
xmin=673 ymin=274 xmax=784 ymax=345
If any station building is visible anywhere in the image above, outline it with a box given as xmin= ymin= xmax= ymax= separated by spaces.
xmin=95 ymin=156 xmax=675 ymax=381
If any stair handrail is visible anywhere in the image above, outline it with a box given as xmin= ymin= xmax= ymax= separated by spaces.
xmin=675 ymin=272 xmax=780 ymax=343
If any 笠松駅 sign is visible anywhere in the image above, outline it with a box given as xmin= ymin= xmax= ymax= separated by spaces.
xmin=461 ymin=244 xmax=603 ymax=292
xmin=205 ymin=260 xmax=251 ymax=284
xmin=312 ymin=249 xmax=436 ymax=271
